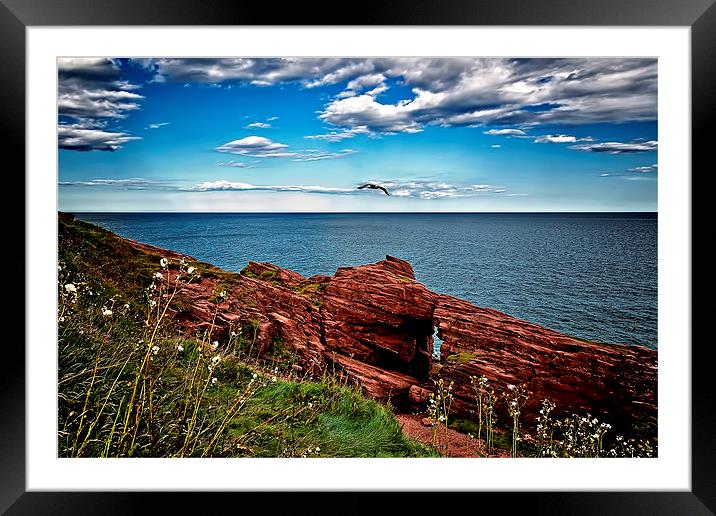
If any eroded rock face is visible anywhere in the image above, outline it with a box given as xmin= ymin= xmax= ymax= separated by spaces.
xmin=432 ymin=295 xmax=657 ymax=432
xmin=135 ymin=239 xmax=656 ymax=435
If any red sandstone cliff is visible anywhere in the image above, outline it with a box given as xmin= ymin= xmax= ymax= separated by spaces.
xmin=132 ymin=239 xmax=657 ymax=435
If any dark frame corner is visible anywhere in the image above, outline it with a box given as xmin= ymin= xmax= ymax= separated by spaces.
xmin=5 ymin=0 xmax=713 ymax=513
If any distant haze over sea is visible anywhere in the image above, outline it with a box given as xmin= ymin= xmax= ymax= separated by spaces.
xmin=73 ymin=212 xmax=657 ymax=349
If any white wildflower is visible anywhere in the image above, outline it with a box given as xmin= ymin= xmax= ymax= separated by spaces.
xmin=160 ymin=258 xmax=168 ymax=267
xmin=124 ymin=303 xmax=130 ymax=309
xmin=211 ymin=355 xmax=221 ymax=365
xmin=211 ymin=377 xmax=218 ymax=385
xmin=151 ymin=345 xmax=160 ymax=355
xmin=102 ymin=308 xmax=113 ymax=317
xmin=187 ymin=266 xmax=195 ymax=274
xmin=64 ymin=283 xmax=77 ymax=293
xmin=154 ymin=272 xmax=163 ymax=280
xmin=211 ymin=341 xmax=219 ymax=350
xmin=271 ymin=376 xmax=277 ymax=383
xmin=177 ymin=345 xmax=184 ymax=352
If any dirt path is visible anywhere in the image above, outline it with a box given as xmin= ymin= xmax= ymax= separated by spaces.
xmin=396 ymin=413 xmax=509 ymax=458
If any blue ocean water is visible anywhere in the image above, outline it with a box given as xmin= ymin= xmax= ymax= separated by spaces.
xmin=72 ymin=213 xmax=657 ymax=349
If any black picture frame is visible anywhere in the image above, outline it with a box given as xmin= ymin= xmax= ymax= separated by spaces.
xmin=4 ymin=0 xmax=712 ymax=513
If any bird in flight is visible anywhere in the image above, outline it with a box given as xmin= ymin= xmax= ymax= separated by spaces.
xmin=357 ymin=183 xmax=390 ymax=196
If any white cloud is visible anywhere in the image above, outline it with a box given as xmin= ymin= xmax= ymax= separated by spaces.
xmin=245 ymin=122 xmax=272 ymax=129
xmin=491 ymin=144 xmax=501 ymax=148
xmin=292 ymin=149 xmax=356 ymax=162
xmin=305 ymin=126 xmax=371 ymax=142
xmin=191 ymin=181 xmax=355 ymax=194
xmin=570 ymin=140 xmax=658 ymax=154
xmin=216 ymin=136 xmax=356 ymax=162
xmin=627 ymin=164 xmax=658 ymax=173
xmin=58 ymin=124 xmax=142 ymax=151
xmin=218 ymin=160 xmax=252 ymax=168
xmin=484 ymin=128 xmax=526 ymax=136
xmin=59 ymin=178 xmax=157 ymax=189
xmin=58 ymin=58 xmax=144 ymax=151
xmin=216 ymin=136 xmax=290 ymax=157
xmin=146 ymin=122 xmax=170 ymax=129
xmin=187 ymin=178 xmax=506 ymax=200
xmin=533 ymin=134 xmax=579 ymax=143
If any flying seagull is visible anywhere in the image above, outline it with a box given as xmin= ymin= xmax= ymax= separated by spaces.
xmin=357 ymin=183 xmax=390 ymax=196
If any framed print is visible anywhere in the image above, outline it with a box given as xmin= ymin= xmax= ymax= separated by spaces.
xmin=6 ymin=0 xmax=713 ymax=513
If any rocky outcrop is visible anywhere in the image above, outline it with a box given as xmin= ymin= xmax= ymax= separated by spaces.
xmin=131 ymin=237 xmax=656 ymax=435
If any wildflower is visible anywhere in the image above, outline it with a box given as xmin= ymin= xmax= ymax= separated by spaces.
xmin=124 ymin=303 xmax=130 ymax=309
xmin=187 ymin=266 xmax=195 ymax=274
xmin=211 ymin=355 xmax=221 ymax=365
xmin=102 ymin=308 xmax=113 ymax=317
xmin=438 ymin=415 xmax=446 ymax=423
xmin=507 ymin=384 xmax=515 ymax=390
xmin=59 ymin=316 xmax=65 ymax=322
xmin=177 ymin=345 xmax=184 ymax=352
xmin=315 ymin=447 xmax=320 ymax=453
xmin=154 ymin=272 xmax=163 ymax=280
xmin=149 ymin=283 xmax=156 ymax=291
xmin=271 ymin=376 xmax=277 ymax=383
xmin=219 ymin=290 xmax=227 ymax=299
xmin=160 ymin=258 xmax=168 ymax=268
xmin=150 ymin=299 xmax=157 ymax=308
xmin=211 ymin=341 xmax=219 ymax=350
xmin=64 ymin=283 xmax=77 ymax=293
xmin=252 ymin=373 xmax=258 ymax=379
xmin=151 ymin=345 xmax=160 ymax=355
xmin=230 ymin=331 xmax=237 ymax=337
xmin=211 ymin=377 xmax=218 ymax=385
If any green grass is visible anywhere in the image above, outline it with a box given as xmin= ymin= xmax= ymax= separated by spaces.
xmin=444 ymin=352 xmax=476 ymax=364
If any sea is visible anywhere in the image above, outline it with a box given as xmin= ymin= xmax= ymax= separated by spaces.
xmin=72 ymin=212 xmax=658 ymax=349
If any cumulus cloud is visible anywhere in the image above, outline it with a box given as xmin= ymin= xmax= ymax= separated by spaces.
xmin=58 ymin=58 xmax=144 ymax=151
xmin=134 ymin=57 xmax=657 ymax=138
xmin=533 ymin=134 xmax=580 ymax=143
xmin=58 ymin=124 xmax=141 ymax=151
xmin=484 ymin=128 xmax=526 ymax=136
xmin=314 ymin=58 xmax=657 ymax=133
xmin=569 ymin=140 xmax=658 ymax=154
xmin=216 ymin=136 xmax=291 ymax=157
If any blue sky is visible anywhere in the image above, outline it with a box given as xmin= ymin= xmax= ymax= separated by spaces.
xmin=58 ymin=58 xmax=658 ymax=212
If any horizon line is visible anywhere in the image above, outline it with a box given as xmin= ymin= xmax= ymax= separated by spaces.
xmin=65 ymin=210 xmax=658 ymax=215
